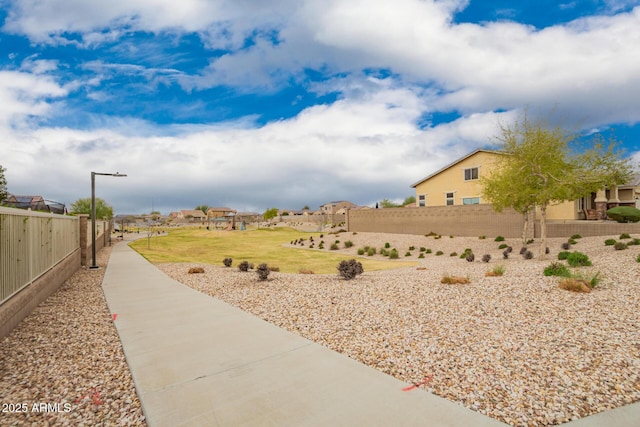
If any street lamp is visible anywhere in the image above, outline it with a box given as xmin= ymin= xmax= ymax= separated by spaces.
xmin=90 ymin=172 xmax=127 ymax=269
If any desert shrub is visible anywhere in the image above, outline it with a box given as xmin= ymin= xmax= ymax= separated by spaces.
xmin=435 ymin=250 xmax=444 ymax=256
xmin=519 ymin=247 xmax=528 ymax=255
xmin=482 ymin=254 xmax=491 ymax=263
xmin=570 ymin=234 xmax=582 ymax=239
xmin=337 ymin=259 xmax=364 ymax=280
xmin=502 ymin=250 xmax=509 ymax=259
xmin=607 ymin=206 xmax=640 ymax=223
xmin=498 ymin=243 xmax=508 ymax=249
xmin=223 ymin=258 xmax=233 ymax=267
xmin=318 ymin=242 xmax=325 ymax=249
xmin=544 ymin=262 xmax=571 ymax=277
xmin=344 ymin=240 xmax=354 ymax=248
xmin=450 ymin=252 xmax=458 ymax=257
xmin=558 ymin=251 xmax=570 ymax=260
xmin=405 ymin=251 xmax=412 ymax=257
xmin=385 ymin=242 xmax=391 ymax=248
xmin=523 ymin=250 xmax=534 ymax=260
xmin=479 ymin=235 xmax=486 ymax=239
xmin=434 ymin=235 xmax=442 ymax=239
xmin=367 ymin=247 xmax=376 ymax=256
xmin=380 ymin=248 xmax=388 ymax=256
xmin=426 ymin=231 xmax=438 ymax=237
xmin=506 ymin=246 xmax=513 ymax=253
xmin=335 ymin=240 xmax=340 ymax=244
xmin=188 ymin=267 xmax=204 ymax=274
xmin=559 ymin=278 xmax=592 ymax=293
xmin=449 ymin=235 xmax=454 ymax=238
xmin=269 ymin=266 xmax=280 ymax=272
xmin=567 ymin=251 xmax=592 ymax=267
xmin=330 ymin=243 xmax=339 ymax=250
xmin=546 ymin=247 xmax=550 ymax=254
xmin=604 ymin=239 xmax=617 ymax=246
xmin=620 ymin=233 xmax=631 ymax=239
xmin=636 ymin=253 xmax=640 ymax=263
xmin=419 ymin=247 xmax=426 ymax=252
xmin=256 ymin=263 xmax=270 ymax=281
xmin=486 ymin=265 xmax=505 ymax=277
xmin=561 ymin=242 xmax=571 ymax=250
xmin=466 ymin=253 xmax=475 ymax=262
xmin=494 ymin=236 xmax=505 ymax=242
xmin=426 ymin=249 xmax=432 ymax=254
xmin=389 ymin=249 xmax=399 ymax=259
xmin=441 ymin=275 xmax=470 ymax=284
xmin=238 ymin=261 xmax=250 ymax=272
xmin=409 ymin=246 xmax=415 ymax=251
xmin=357 ymin=248 xmax=365 ymax=255
xmin=628 ymin=238 xmax=640 ymax=246
xmin=418 ymin=253 xmax=425 ymax=258
xmin=614 ymin=241 xmax=628 ymax=250
xmin=568 ymin=239 xmax=577 ymax=245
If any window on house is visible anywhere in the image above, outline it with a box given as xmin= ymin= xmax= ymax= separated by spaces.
xmin=464 ymin=167 xmax=479 ymax=181
xmin=445 ymin=192 xmax=454 ymax=206
xmin=462 ymin=197 xmax=480 ymax=205
xmin=418 ymin=194 xmax=426 ymax=207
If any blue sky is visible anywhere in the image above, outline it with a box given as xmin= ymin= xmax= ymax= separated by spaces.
xmin=1 ymin=0 xmax=639 ymax=215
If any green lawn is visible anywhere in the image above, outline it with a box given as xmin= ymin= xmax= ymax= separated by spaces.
xmin=129 ymin=227 xmax=417 ymax=274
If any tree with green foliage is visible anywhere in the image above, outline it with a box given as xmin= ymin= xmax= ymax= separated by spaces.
xmin=0 ymin=165 xmax=7 ymax=204
xmin=195 ymin=205 xmax=209 ymax=214
xmin=70 ymin=197 xmax=114 ymax=220
xmin=402 ymin=196 xmax=416 ymax=206
xmin=379 ymin=198 xmax=400 ymax=208
xmin=263 ymin=207 xmax=279 ymax=220
xmin=482 ymin=112 xmax=633 ymax=260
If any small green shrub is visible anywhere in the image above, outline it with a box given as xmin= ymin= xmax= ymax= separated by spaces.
xmin=435 ymin=250 xmax=444 ymax=256
xmin=389 ymin=249 xmax=399 ymax=259
xmin=568 ymin=239 xmax=577 ymax=245
xmin=558 ymin=251 xmax=570 ymax=260
xmin=604 ymin=239 xmax=617 ymax=246
xmin=479 ymin=235 xmax=486 ymax=240
xmin=419 ymin=247 xmax=426 ymax=252
xmin=614 ymin=241 xmax=628 ymax=250
xmin=619 ymin=233 xmax=631 ymax=239
xmin=486 ymin=265 xmax=505 ymax=276
xmin=418 ymin=253 xmax=425 ymax=258
xmin=502 ymin=250 xmax=509 ymax=259
xmin=409 ymin=246 xmax=415 ymax=251
xmin=385 ymin=242 xmax=391 ymax=248
xmin=570 ymin=234 xmax=582 ymax=239
xmin=426 ymin=249 xmax=432 ymax=254
xmin=607 ymin=206 xmax=640 ymax=223
xmin=450 ymin=252 xmax=457 ymax=257
xmin=344 ymin=240 xmax=354 ymax=248
xmin=380 ymin=248 xmax=388 ymax=256
xmin=636 ymin=253 xmax=640 ymax=263
xmin=567 ymin=251 xmax=592 ymax=267
xmin=337 ymin=259 xmax=364 ymax=280
xmin=527 ymin=239 xmax=534 ymax=244
xmin=223 ymin=258 xmax=233 ymax=267
xmin=466 ymin=253 xmax=475 ymax=262
xmin=405 ymin=251 xmax=412 ymax=257
xmin=544 ymin=262 xmax=571 ymax=277
xmin=498 ymin=243 xmax=508 ymax=249
xmin=523 ymin=250 xmax=534 ymax=260
xmin=330 ymin=243 xmax=339 ymax=250
xmin=494 ymin=236 xmax=505 ymax=242
xmin=482 ymin=254 xmax=491 ymax=263
xmin=357 ymin=248 xmax=365 ymax=255
xmin=238 ymin=261 xmax=250 ymax=272
xmin=628 ymin=238 xmax=640 ymax=246
xmin=367 ymin=247 xmax=376 ymax=256
xmin=256 ymin=263 xmax=270 ymax=281
xmin=561 ymin=242 xmax=571 ymax=250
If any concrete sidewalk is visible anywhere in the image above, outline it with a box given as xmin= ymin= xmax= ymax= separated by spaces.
xmin=101 ymin=242 xmax=637 ymax=426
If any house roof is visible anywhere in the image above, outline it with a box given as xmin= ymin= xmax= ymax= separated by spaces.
xmin=410 ymin=148 xmax=504 ymax=188
xmin=181 ymin=209 xmax=207 ymax=217
xmin=207 ymin=207 xmax=235 ymax=212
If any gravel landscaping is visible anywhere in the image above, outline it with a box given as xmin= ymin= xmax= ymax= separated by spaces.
xmin=1 ymin=231 xmax=638 ymax=427
xmin=0 ymin=246 xmax=146 ymax=427
xmin=156 ymin=232 xmax=640 ymax=427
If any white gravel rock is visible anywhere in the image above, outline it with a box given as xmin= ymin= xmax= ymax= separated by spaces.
xmin=159 ymin=232 xmax=640 ymax=427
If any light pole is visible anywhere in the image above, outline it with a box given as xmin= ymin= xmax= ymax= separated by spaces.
xmin=91 ymin=172 xmax=127 ymax=269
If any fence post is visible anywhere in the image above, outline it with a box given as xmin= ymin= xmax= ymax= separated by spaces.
xmin=79 ymin=215 xmax=88 ymax=266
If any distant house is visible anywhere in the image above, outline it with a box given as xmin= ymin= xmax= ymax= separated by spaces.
xmin=3 ymin=194 xmax=65 ymax=214
xmin=206 ymin=207 xmax=236 ymax=219
xmin=320 ymin=200 xmax=357 ymax=215
xmin=178 ymin=209 xmax=207 ymax=221
xmin=410 ymin=148 xmax=639 ymax=220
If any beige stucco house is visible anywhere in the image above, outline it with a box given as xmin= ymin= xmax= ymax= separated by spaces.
xmin=320 ymin=200 xmax=357 ymax=215
xmin=411 ymin=148 xmax=639 ymax=220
